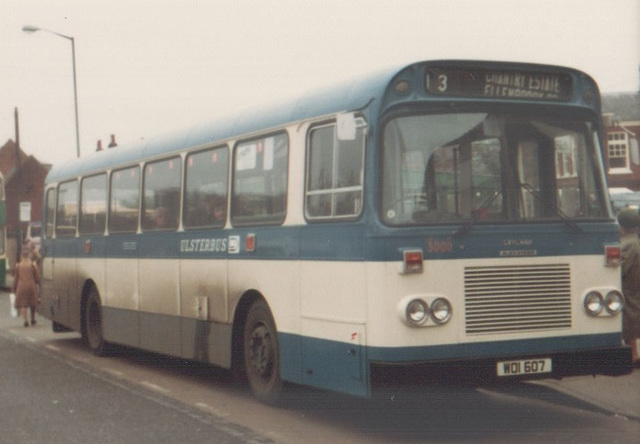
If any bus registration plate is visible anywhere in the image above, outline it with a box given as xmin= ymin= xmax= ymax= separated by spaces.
xmin=496 ymin=358 xmax=552 ymax=377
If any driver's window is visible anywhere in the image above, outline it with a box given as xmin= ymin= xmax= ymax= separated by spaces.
xmin=471 ymin=139 xmax=502 ymax=218
xmin=518 ymin=141 xmax=541 ymax=218
xmin=429 ymin=139 xmax=502 ymax=220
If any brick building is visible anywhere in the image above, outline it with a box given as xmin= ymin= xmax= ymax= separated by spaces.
xmin=602 ymin=92 xmax=640 ymax=191
xmin=0 ymin=139 xmax=50 ymax=268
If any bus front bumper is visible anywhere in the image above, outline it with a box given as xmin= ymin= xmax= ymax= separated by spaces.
xmin=370 ymin=346 xmax=633 ymax=387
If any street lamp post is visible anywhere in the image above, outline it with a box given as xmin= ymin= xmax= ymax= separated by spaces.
xmin=22 ymin=25 xmax=81 ymax=158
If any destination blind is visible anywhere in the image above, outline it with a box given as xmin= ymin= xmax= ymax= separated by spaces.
xmin=425 ymin=67 xmax=573 ymax=101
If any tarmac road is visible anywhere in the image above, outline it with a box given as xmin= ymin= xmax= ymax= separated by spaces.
xmin=1 ymin=284 xmax=638 ymax=444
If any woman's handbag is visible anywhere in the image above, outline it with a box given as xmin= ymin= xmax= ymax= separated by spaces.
xmin=9 ymin=293 xmax=17 ymax=318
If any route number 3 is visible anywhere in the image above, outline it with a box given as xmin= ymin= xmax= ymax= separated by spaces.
xmin=427 ymin=74 xmax=448 ymax=92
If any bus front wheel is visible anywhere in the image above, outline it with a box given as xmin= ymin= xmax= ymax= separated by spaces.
xmin=243 ymin=299 xmax=282 ymax=404
xmin=84 ymin=287 xmax=107 ymax=356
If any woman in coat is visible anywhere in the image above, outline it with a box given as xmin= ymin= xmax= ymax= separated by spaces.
xmin=12 ymin=248 xmax=40 ymax=327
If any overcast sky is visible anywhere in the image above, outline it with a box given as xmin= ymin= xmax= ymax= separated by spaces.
xmin=1 ymin=0 xmax=639 ymax=165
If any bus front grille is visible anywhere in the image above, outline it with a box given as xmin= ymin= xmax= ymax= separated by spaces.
xmin=464 ymin=264 xmax=572 ymax=335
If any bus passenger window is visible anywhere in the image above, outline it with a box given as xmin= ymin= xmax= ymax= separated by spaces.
xmin=232 ymin=133 xmax=288 ymax=226
xmin=55 ymin=181 xmax=78 ymax=238
xmin=142 ymin=157 xmax=181 ymax=231
xmin=79 ymin=174 xmax=107 ymax=236
xmin=305 ymin=119 xmax=366 ymax=220
xmin=184 ymin=147 xmax=229 ymax=228
xmin=109 ymin=166 xmax=140 ymax=233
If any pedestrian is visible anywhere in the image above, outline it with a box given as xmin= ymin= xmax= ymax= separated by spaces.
xmin=12 ymin=248 xmax=40 ymax=327
xmin=617 ymin=208 xmax=640 ymax=365
xmin=26 ymin=240 xmax=41 ymax=324
xmin=28 ymin=240 xmax=41 ymax=265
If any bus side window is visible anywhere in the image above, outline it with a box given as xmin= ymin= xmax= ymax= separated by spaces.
xmin=44 ymin=188 xmax=56 ymax=238
xmin=55 ymin=180 xmax=78 ymax=238
xmin=79 ymin=174 xmax=107 ymax=236
xmin=142 ymin=157 xmax=182 ymax=231
xmin=109 ymin=166 xmax=140 ymax=234
xmin=305 ymin=119 xmax=366 ymax=220
xmin=231 ymin=133 xmax=289 ymax=226
xmin=184 ymin=147 xmax=229 ymax=229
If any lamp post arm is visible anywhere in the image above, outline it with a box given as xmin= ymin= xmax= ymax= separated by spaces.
xmin=22 ymin=25 xmax=81 ymax=157
xmin=70 ymin=36 xmax=80 ymax=158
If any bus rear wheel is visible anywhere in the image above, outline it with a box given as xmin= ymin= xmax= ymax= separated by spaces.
xmin=84 ymin=287 xmax=107 ymax=356
xmin=243 ymin=299 xmax=282 ymax=404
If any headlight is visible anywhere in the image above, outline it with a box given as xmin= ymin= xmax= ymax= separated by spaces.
xmin=430 ymin=298 xmax=452 ymax=324
xmin=406 ymin=299 xmax=429 ymax=326
xmin=584 ymin=291 xmax=604 ymax=316
xmin=604 ymin=290 xmax=624 ymax=315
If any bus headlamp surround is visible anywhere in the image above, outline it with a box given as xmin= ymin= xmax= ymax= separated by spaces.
xmin=406 ymin=299 xmax=429 ymax=326
xmin=430 ymin=298 xmax=452 ymax=324
xmin=604 ymin=290 xmax=624 ymax=315
xmin=400 ymin=295 xmax=453 ymax=327
xmin=584 ymin=291 xmax=604 ymax=316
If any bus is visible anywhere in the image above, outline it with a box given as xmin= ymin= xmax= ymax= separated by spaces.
xmin=39 ymin=60 xmax=632 ymax=403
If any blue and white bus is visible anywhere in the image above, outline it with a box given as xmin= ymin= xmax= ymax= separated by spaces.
xmin=40 ymin=60 xmax=632 ymax=403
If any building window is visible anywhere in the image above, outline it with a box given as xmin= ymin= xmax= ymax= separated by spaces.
xmin=608 ymin=131 xmax=630 ymax=173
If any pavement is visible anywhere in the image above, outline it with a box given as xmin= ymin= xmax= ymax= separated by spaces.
xmin=1 ymin=274 xmax=638 ymax=420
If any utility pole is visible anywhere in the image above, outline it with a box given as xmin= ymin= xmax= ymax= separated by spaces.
xmin=14 ymin=107 xmax=22 ymax=264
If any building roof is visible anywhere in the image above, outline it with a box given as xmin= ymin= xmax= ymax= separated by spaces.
xmin=0 ymin=139 xmax=51 ymax=182
xmin=602 ymin=92 xmax=640 ymax=121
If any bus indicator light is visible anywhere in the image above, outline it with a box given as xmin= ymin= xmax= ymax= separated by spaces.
xmin=245 ymin=233 xmax=256 ymax=252
xmin=402 ymin=249 xmax=423 ymax=274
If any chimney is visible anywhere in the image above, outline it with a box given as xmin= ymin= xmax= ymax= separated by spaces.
xmin=602 ymin=113 xmax=615 ymax=128
xmin=96 ymin=140 xmax=103 ymax=151
xmin=108 ymin=134 xmax=118 ymax=148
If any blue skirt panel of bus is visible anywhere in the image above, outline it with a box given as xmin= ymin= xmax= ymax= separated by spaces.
xmin=280 ymin=331 xmax=627 ymax=397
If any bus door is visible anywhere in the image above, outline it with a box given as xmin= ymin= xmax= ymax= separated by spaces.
xmin=40 ymin=188 xmax=56 ymax=319
xmin=49 ymin=181 xmax=79 ymax=329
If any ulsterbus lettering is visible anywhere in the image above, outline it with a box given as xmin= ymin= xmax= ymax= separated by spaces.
xmin=180 ymin=238 xmax=228 ymax=253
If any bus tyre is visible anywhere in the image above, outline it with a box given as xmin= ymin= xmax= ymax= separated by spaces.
xmin=85 ymin=288 xmax=108 ymax=356
xmin=243 ymin=299 xmax=282 ymax=405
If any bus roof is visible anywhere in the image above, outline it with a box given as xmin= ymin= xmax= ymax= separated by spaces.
xmin=46 ymin=59 xmax=596 ymax=183
xmin=46 ymin=64 xmax=400 ymax=183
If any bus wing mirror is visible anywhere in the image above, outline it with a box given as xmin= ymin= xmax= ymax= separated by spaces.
xmin=337 ymin=113 xmax=357 ymax=141
xmin=631 ymin=137 xmax=639 ymax=166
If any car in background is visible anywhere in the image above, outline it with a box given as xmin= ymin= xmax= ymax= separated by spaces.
xmin=610 ymin=188 xmax=640 ymax=215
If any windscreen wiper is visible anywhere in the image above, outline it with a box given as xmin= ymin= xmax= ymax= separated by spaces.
xmin=519 ymin=182 xmax=583 ymax=233
xmin=453 ymin=187 xmax=502 ymax=236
